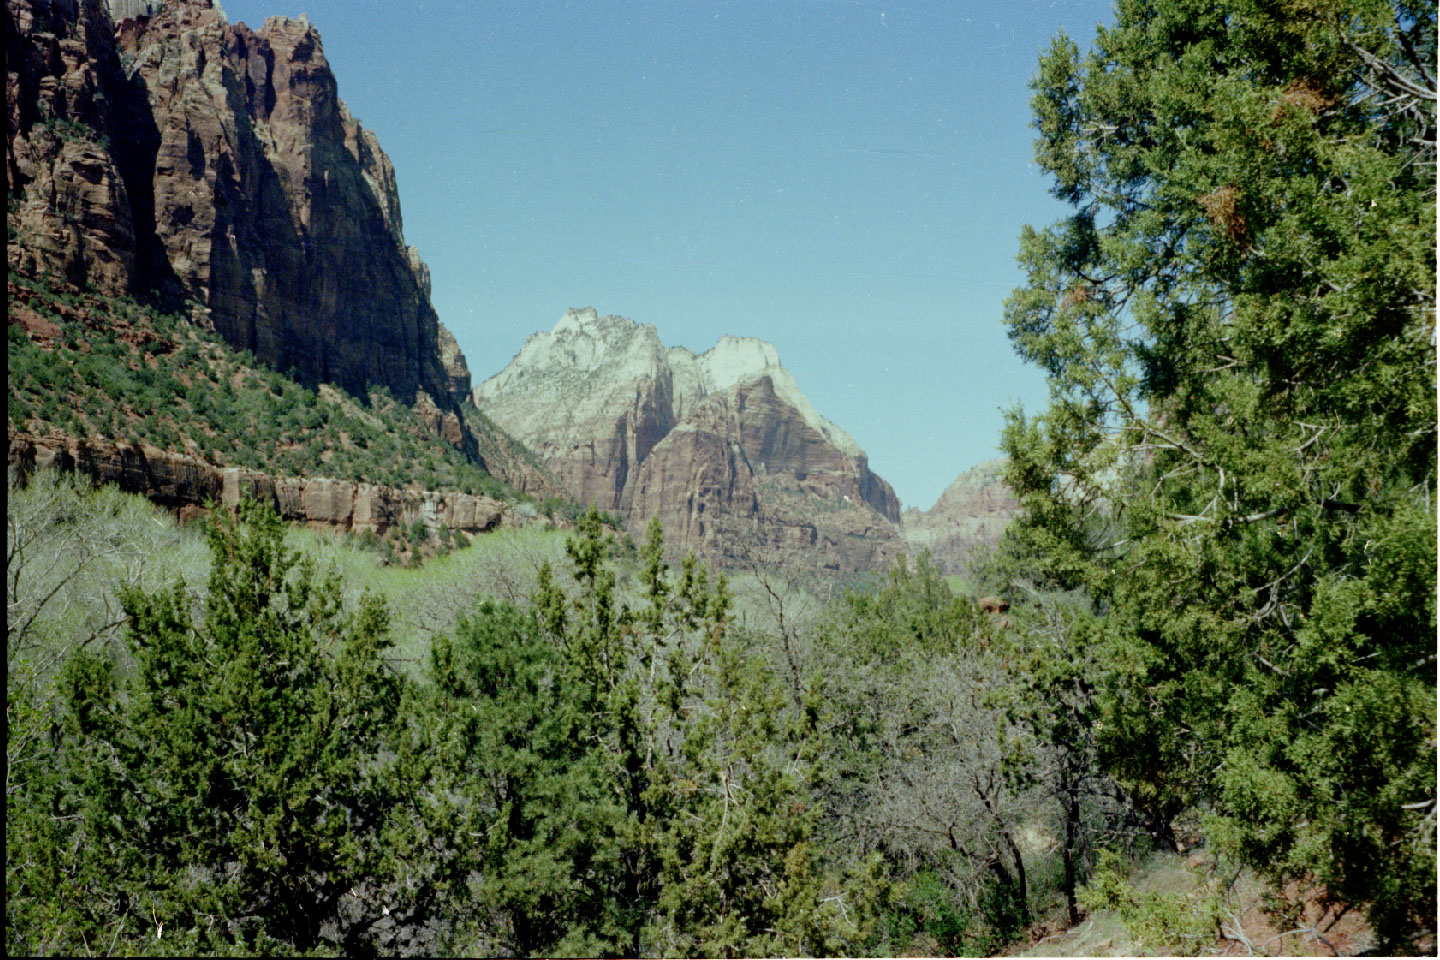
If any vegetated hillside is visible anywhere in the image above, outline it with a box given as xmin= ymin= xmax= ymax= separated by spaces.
xmin=9 ymin=461 xmax=1396 ymax=957
xmin=6 ymin=466 xmax=1163 ymax=957
xmin=1010 ymin=845 xmax=1378 ymax=957
xmin=7 ymin=264 xmax=568 ymax=529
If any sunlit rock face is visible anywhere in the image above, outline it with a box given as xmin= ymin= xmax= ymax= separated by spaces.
xmin=476 ymin=308 xmax=904 ymax=574
xmin=7 ymin=0 xmax=473 ymax=431
xmin=476 ymin=309 xmax=678 ymax=511
xmin=901 ymin=458 xmax=1018 ymax=576
xmin=9 ymin=433 xmax=509 ymax=537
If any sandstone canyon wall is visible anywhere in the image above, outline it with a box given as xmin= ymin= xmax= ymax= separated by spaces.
xmin=475 ymin=309 xmax=904 ymax=575
xmin=10 ymin=433 xmax=512 ymax=538
xmin=900 ymin=458 xmax=1018 ymax=576
xmin=6 ymin=0 xmax=474 ymax=443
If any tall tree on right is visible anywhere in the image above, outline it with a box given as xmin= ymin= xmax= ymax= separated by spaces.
xmin=1002 ymin=0 xmax=1435 ymax=949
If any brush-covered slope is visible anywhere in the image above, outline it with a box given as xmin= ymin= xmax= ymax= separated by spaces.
xmin=7 ymin=264 xmax=568 ymax=536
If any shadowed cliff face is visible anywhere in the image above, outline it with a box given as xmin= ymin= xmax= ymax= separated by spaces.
xmin=476 ymin=308 xmax=904 ymax=574
xmin=622 ymin=376 xmax=905 ymax=574
xmin=6 ymin=0 xmax=473 ymax=428
xmin=7 ymin=0 xmax=141 ymax=292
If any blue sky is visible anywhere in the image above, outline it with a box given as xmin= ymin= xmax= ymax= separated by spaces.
xmin=220 ymin=0 xmax=1113 ymax=511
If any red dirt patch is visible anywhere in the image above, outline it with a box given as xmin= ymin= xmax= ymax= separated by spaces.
xmin=8 ymin=302 xmax=61 ymax=340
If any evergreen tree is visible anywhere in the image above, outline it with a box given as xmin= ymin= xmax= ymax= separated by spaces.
xmin=1003 ymin=0 xmax=1435 ymax=948
xmin=426 ymin=598 xmax=619 ymax=956
xmin=8 ymin=499 xmax=406 ymax=955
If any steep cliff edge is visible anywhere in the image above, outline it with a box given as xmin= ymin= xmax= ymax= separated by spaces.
xmin=6 ymin=0 xmax=473 ymax=443
xmin=475 ymin=308 xmax=903 ymax=574
xmin=901 ymin=458 xmax=1018 ymax=576
xmin=10 ymin=432 xmax=512 ymax=540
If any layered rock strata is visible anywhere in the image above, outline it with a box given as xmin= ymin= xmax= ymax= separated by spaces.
xmin=10 ymin=433 xmax=509 ymax=537
xmin=476 ymin=309 xmax=903 ymax=574
xmin=900 ymin=458 xmax=1018 ymax=575
xmin=6 ymin=0 xmax=473 ymax=440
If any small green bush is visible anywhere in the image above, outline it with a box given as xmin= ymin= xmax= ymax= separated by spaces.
xmin=1080 ymin=851 xmax=1222 ymax=956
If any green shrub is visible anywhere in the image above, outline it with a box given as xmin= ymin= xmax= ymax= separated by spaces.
xmin=42 ymin=117 xmax=109 ymax=150
xmin=1079 ymin=851 xmax=1222 ymax=956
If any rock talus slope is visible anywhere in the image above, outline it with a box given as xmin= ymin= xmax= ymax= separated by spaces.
xmin=476 ymin=308 xmax=903 ymax=575
xmin=6 ymin=0 xmax=474 ymax=444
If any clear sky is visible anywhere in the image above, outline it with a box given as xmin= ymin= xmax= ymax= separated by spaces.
xmin=219 ymin=0 xmax=1113 ymax=511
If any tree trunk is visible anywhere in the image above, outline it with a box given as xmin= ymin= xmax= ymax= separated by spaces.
xmin=999 ymin=827 xmax=1030 ymax=926
xmin=1062 ymin=780 xmax=1081 ymax=926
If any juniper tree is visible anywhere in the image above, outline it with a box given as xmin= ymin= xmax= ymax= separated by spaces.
xmin=8 ymin=499 xmax=406 ymax=955
xmin=1003 ymin=0 xmax=1435 ymax=948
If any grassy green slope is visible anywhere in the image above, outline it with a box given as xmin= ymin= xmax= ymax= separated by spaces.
xmin=7 ymin=468 xmax=574 ymax=682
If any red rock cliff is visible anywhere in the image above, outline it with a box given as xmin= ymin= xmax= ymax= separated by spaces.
xmin=6 ymin=0 xmax=473 ymax=430
xmin=9 ymin=433 xmax=510 ymax=538
xmin=475 ymin=309 xmax=904 ymax=575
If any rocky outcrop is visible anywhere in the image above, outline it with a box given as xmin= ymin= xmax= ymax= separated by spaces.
xmin=6 ymin=0 xmax=473 ymax=428
xmin=9 ymin=432 xmax=510 ymax=537
xmin=434 ymin=323 xmax=472 ymax=402
xmin=475 ymin=309 xmax=676 ymax=511
xmin=6 ymin=0 xmax=138 ymax=292
xmin=901 ymin=458 xmax=1018 ymax=575
xmin=475 ymin=308 xmax=903 ymax=574
xmin=623 ymin=380 xmax=904 ymax=574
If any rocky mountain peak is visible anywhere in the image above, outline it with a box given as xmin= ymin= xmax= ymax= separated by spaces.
xmin=476 ymin=310 xmax=902 ymax=574
xmin=544 ymin=307 xmax=666 ymax=368
xmin=475 ymin=309 xmax=669 ymax=437
xmin=694 ymin=335 xmax=782 ymax=384
xmin=901 ymin=458 xmax=1018 ymax=576
xmin=683 ymin=337 xmax=862 ymax=458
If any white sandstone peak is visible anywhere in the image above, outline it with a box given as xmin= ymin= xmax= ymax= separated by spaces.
xmin=695 ymin=336 xmax=783 ymax=391
xmin=671 ymin=335 xmax=860 ymax=457
xmin=476 ymin=309 xmax=667 ymax=403
xmin=477 ymin=309 xmax=862 ymax=459
xmin=553 ymin=307 xmax=599 ymax=334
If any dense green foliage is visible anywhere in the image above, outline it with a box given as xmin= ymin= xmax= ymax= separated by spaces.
xmin=9 ymin=483 xmax=1143 ymax=956
xmin=9 ymin=499 xmax=409 ymax=954
xmin=1001 ymin=0 xmax=1435 ymax=949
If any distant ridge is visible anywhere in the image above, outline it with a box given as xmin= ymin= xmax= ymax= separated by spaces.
xmin=901 ymin=458 xmax=1018 ymax=576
